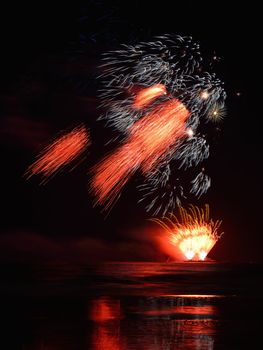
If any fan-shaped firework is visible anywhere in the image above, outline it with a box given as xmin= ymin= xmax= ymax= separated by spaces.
xmin=93 ymin=34 xmax=226 ymax=214
xmin=151 ymin=204 xmax=223 ymax=261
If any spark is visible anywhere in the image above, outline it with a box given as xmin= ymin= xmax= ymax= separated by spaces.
xmin=186 ymin=128 xmax=194 ymax=138
xmin=138 ymin=163 xmax=185 ymax=217
xmin=26 ymin=125 xmax=90 ymax=183
xmin=175 ymin=137 xmax=209 ymax=170
xmin=138 ymin=136 xmax=210 ymax=217
xmin=207 ymin=103 xmax=226 ymax=122
xmin=151 ymin=204 xmax=223 ymax=261
xmin=191 ymin=171 xmax=211 ymax=198
xmin=200 ymin=90 xmax=209 ymax=99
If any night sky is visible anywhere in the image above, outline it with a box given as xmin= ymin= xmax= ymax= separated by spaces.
xmin=1 ymin=1 xmax=262 ymax=263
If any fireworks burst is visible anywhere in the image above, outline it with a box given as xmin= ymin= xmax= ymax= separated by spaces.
xmin=25 ymin=34 xmax=226 ymax=217
xmin=138 ymin=163 xmax=185 ymax=216
xmin=91 ymin=98 xmax=189 ymax=210
xmin=207 ymin=103 xmax=226 ymax=122
xmin=94 ymin=34 xmax=226 ymax=214
xmin=151 ymin=204 xmax=223 ymax=261
xmin=26 ymin=125 xmax=90 ymax=183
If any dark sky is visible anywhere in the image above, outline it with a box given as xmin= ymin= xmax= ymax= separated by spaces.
xmin=0 ymin=1 xmax=262 ymax=263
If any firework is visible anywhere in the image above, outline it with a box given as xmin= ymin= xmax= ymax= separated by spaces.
xmin=99 ymin=35 xmax=203 ymax=132
xmin=174 ymin=136 xmax=209 ymax=170
xmin=133 ymin=84 xmax=167 ymax=109
xmin=26 ymin=125 xmax=90 ymax=183
xmin=138 ymin=163 xmax=185 ymax=216
xmin=91 ymin=99 xmax=189 ymax=210
xmin=94 ymin=34 xmax=226 ymax=213
xmin=190 ymin=171 xmax=211 ymax=198
xmin=90 ymin=297 xmax=123 ymax=350
xmin=25 ymin=34 xmax=226 ymax=216
xmin=207 ymin=103 xmax=226 ymax=122
xmin=151 ymin=204 xmax=223 ymax=261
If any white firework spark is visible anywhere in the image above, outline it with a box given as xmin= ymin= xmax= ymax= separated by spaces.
xmin=191 ymin=171 xmax=211 ymax=198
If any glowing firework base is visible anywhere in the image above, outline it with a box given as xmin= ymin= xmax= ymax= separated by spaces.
xmin=172 ymin=226 xmax=217 ymax=261
xmin=152 ymin=204 xmax=223 ymax=262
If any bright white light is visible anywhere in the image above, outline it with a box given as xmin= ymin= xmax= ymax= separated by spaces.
xmin=185 ymin=250 xmax=195 ymax=260
xmin=186 ymin=128 xmax=194 ymax=137
xmin=199 ymin=251 xmax=207 ymax=261
xmin=200 ymin=91 xmax=209 ymax=99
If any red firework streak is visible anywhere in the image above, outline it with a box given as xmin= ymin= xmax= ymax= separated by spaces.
xmin=133 ymin=84 xmax=167 ymax=109
xmin=92 ymin=85 xmax=190 ymax=210
xmin=27 ymin=125 xmax=90 ymax=182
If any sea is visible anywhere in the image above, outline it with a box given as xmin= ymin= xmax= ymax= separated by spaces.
xmin=1 ymin=262 xmax=263 ymax=349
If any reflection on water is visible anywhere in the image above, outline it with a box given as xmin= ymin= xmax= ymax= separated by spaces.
xmin=91 ymin=297 xmax=125 ymax=350
xmin=2 ymin=262 xmax=263 ymax=349
xmin=90 ymin=297 xmax=122 ymax=322
xmin=88 ymin=295 xmax=217 ymax=349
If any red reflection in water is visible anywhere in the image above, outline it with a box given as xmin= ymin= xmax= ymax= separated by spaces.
xmin=143 ymin=305 xmax=215 ymax=317
xmin=90 ymin=297 xmax=122 ymax=322
xmin=90 ymin=297 xmax=126 ymax=350
xmin=89 ymin=296 xmax=217 ymax=350
xmin=92 ymin=328 xmax=122 ymax=350
xmin=137 ymin=298 xmax=216 ymax=350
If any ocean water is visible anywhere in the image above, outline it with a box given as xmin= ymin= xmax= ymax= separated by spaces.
xmin=1 ymin=262 xmax=263 ymax=349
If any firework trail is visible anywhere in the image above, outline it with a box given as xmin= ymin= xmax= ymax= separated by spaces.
xmin=174 ymin=136 xmax=209 ymax=170
xmin=91 ymin=98 xmax=189 ymax=210
xmin=25 ymin=34 xmax=226 ymax=216
xmin=133 ymin=84 xmax=167 ymax=109
xmin=94 ymin=34 xmax=226 ymax=214
xmin=99 ymin=35 xmax=203 ymax=132
xmin=138 ymin=165 xmax=211 ymax=216
xmin=26 ymin=125 xmax=90 ymax=183
xmin=190 ymin=170 xmax=211 ymax=198
xmin=151 ymin=204 xmax=223 ymax=261
xmin=138 ymin=162 xmax=186 ymax=216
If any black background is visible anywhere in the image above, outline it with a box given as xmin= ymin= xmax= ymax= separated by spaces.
xmin=0 ymin=1 xmax=262 ymax=262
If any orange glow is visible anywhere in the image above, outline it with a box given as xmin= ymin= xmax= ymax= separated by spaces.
xmin=92 ymin=327 xmax=123 ymax=350
xmin=92 ymin=99 xmax=189 ymax=209
xmin=133 ymin=84 xmax=167 ymax=109
xmin=171 ymin=225 xmax=218 ymax=261
xmin=143 ymin=305 xmax=215 ymax=316
xmin=152 ymin=204 xmax=223 ymax=261
xmin=27 ymin=125 xmax=89 ymax=181
xmin=90 ymin=297 xmax=122 ymax=322
xmin=90 ymin=297 xmax=124 ymax=350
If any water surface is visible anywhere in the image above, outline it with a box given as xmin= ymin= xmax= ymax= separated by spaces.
xmin=1 ymin=262 xmax=262 ymax=349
